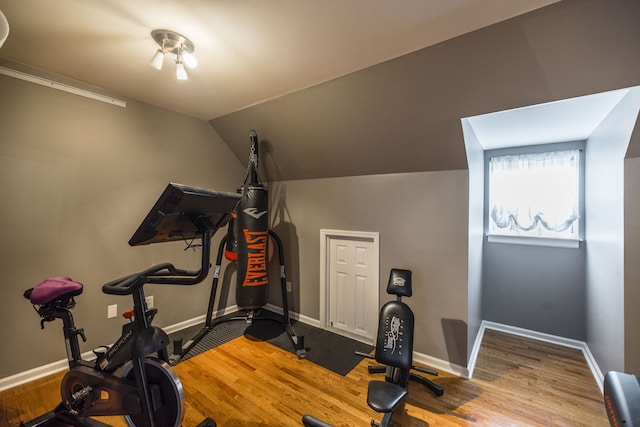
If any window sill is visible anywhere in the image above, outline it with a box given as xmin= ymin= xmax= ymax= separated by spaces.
xmin=487 ymin=234 xmax=581 ymax=249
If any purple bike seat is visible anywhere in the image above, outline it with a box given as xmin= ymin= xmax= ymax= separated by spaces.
xmin=30 ymin=277 xmax=83 ymax=304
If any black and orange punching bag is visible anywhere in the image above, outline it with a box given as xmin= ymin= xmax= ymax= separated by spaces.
xmin=234 ymin=130 xmax=269 ymax=309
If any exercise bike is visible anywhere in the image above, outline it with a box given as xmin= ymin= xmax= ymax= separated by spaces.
xmin=20 ymin=183 xmax=241 ymax=427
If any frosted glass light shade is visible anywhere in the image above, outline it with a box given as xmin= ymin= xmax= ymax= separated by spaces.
xmin=150 ymin=49 xmax=165 ymax=70
xmin=176 ymin=62 xmax=188 ymax=80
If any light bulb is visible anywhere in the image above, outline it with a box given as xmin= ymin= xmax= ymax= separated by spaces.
xmin=183 ymin=51 xmax=198 ymax=68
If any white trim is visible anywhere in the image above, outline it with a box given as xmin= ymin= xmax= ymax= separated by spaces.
xmin=466 ymin=321 xmax=487 ymax=378
xmin=319 ymin=229 xmax=379 ymax=342
xmin=0 ymin=350 xmax=99 ymax=392
xmin=161 ymin=305 xmax=239 ymax=335
xmin=162 ymin=314 xmax=206 ymax=335
xmin=0 ymin=305 xmax=240 ymax=392
xmin=0 ymin=303 xmax=462 ymax=393
xmin=1 ymin=305 xmax=318 ymax=392
xmin=264 ymin=303 xmax=322 ymax=328
xmin=265 ymin=306 xmax=468 ymax=378
xmin=487 ymin=235 xmax=580 ymax=248
xmin=0 ymin=66 xmax=127 ymax=108
xmin=413 ymin=351 xmax=469 ymax=379
xmin=0 ymin=359 xmax=67 ymax=392
xmin=467 ymin=321 xmax=604 ymax=393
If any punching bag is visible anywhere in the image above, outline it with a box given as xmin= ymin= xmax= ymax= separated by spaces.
xmin=234 ymin=130 xmax=269 ymax=309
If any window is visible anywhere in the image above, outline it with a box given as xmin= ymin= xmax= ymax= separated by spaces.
xmin=488 ymin=148 xmax=581 ymax=244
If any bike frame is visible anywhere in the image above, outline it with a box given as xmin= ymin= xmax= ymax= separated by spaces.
xmin=23 ymin=183 xmax=239 ymax=427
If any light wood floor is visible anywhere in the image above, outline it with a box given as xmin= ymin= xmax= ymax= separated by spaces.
xmin=1 ymin=329 xmax=608 ymax=426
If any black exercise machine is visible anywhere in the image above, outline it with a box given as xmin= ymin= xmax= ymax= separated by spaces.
xmin=171 ymin=130 xmax=306 ymax=363
xmin=170 ymin=229 xmax=306 ymax=363
xmin=303 ymin=268 xmax=443 ymax=427
xmin=20 ymin=183 xmax=240 ymax=427
xmin=604 ymin=370 xmax=640 ymax=426
xmin=302 ymin=414 xmax=335 ymax=427
xmin=357 ymin=268 xmax=443 ymax=398
xmin=356 ymin=268 xmax=443 ymax=426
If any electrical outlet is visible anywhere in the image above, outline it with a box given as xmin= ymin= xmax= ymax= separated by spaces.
xmin=107 ymin=304 xmax=117 ymax=319
xmin=286 ymin=281 xmax=292 ymax=292
xmin=145 ymin=295 xmax=154 ymax=309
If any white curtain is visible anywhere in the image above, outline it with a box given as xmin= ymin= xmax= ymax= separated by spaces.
xmin=489 ymin=149 xmax=580 ymax=239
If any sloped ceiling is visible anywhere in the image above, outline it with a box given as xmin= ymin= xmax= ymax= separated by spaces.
xmin=0 ymin=0 xmax=566 ymax=180
xmin=2 ymin=1 xmax=639 ymax=180
xmin=0 ymin=0 xmax=557 ymax=121
xmin=211 ymin=0 xmax=640 ymax=180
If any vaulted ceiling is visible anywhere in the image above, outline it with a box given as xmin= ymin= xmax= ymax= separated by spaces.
xmin=3 ymin=1 xmax=638 ymax=181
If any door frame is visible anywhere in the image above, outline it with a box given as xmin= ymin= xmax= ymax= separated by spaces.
xmin=319 ymin=229 xmax=379 ymax=344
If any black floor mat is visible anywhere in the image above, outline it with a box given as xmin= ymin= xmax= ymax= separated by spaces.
xmin=168 ymin=310 xmax=373 ymax=376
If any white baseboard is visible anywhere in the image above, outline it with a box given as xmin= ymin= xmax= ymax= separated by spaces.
xmin=264 ymin=303 xmax=322 ymax=328
xmin=11 ymin=310 xmax=564 ymax=394
xmin=468 ymin=321 xmax=604 ymax=393
xmin=161 ymin=305 xmax=240 ymax=335
xmin=266 ymin=305 xmax=466 ymax=378
xmin=0 ymin=349 xmax=102 ymax=392
xmin=0 ymin=306 xmax=238 ymax=392
xmin=0 ymin=305 xmax=315 ymax=392
xmin=0 ymin=359 xmax=68 ymax=393
xmin=412 ymin=351 xmax=469 ymax=379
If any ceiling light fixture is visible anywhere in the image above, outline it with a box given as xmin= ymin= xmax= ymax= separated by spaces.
xmin=149 ymin=29 xmax=196 ymax=80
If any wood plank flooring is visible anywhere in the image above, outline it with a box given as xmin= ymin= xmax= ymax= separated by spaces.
xmin=1 ymin=329 xmax=608 ymax=426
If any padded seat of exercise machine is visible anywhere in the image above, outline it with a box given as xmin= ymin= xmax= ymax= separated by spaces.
xmin=27 ymin=277 xmax=83 ymax=304
xmin=367 ymin=380 xmax=408 ymax=413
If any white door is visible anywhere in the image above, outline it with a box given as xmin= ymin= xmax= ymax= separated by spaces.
xmin=321 ymin=230 xmax=379 ymax=344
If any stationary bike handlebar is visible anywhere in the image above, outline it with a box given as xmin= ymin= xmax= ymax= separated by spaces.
xmin=103 ymin=232 xmax=212 ymax=295
xmin=102 ymin=261 xmax=211 ymax=295
xmin=103 ymin=263 xmax=175 ymax=295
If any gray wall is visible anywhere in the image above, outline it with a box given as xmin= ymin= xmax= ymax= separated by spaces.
xmin=3 ymin=0 xmax=640 ymax=382
xmin=264 ymin=171 xmax=469 ymax=366
xmin=211 ymin=0 xmax=640 ymax=374
xmin=0 ymin=69 xmax=244 ymax=379
xmin=584 ymin=89 xmax=640 ymax=375
xmin=482 ymin=242 xmax=586 ymax=340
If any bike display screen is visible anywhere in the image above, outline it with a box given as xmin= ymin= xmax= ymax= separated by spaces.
xmin=128 ymin=183 xmax=241 ymax=246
